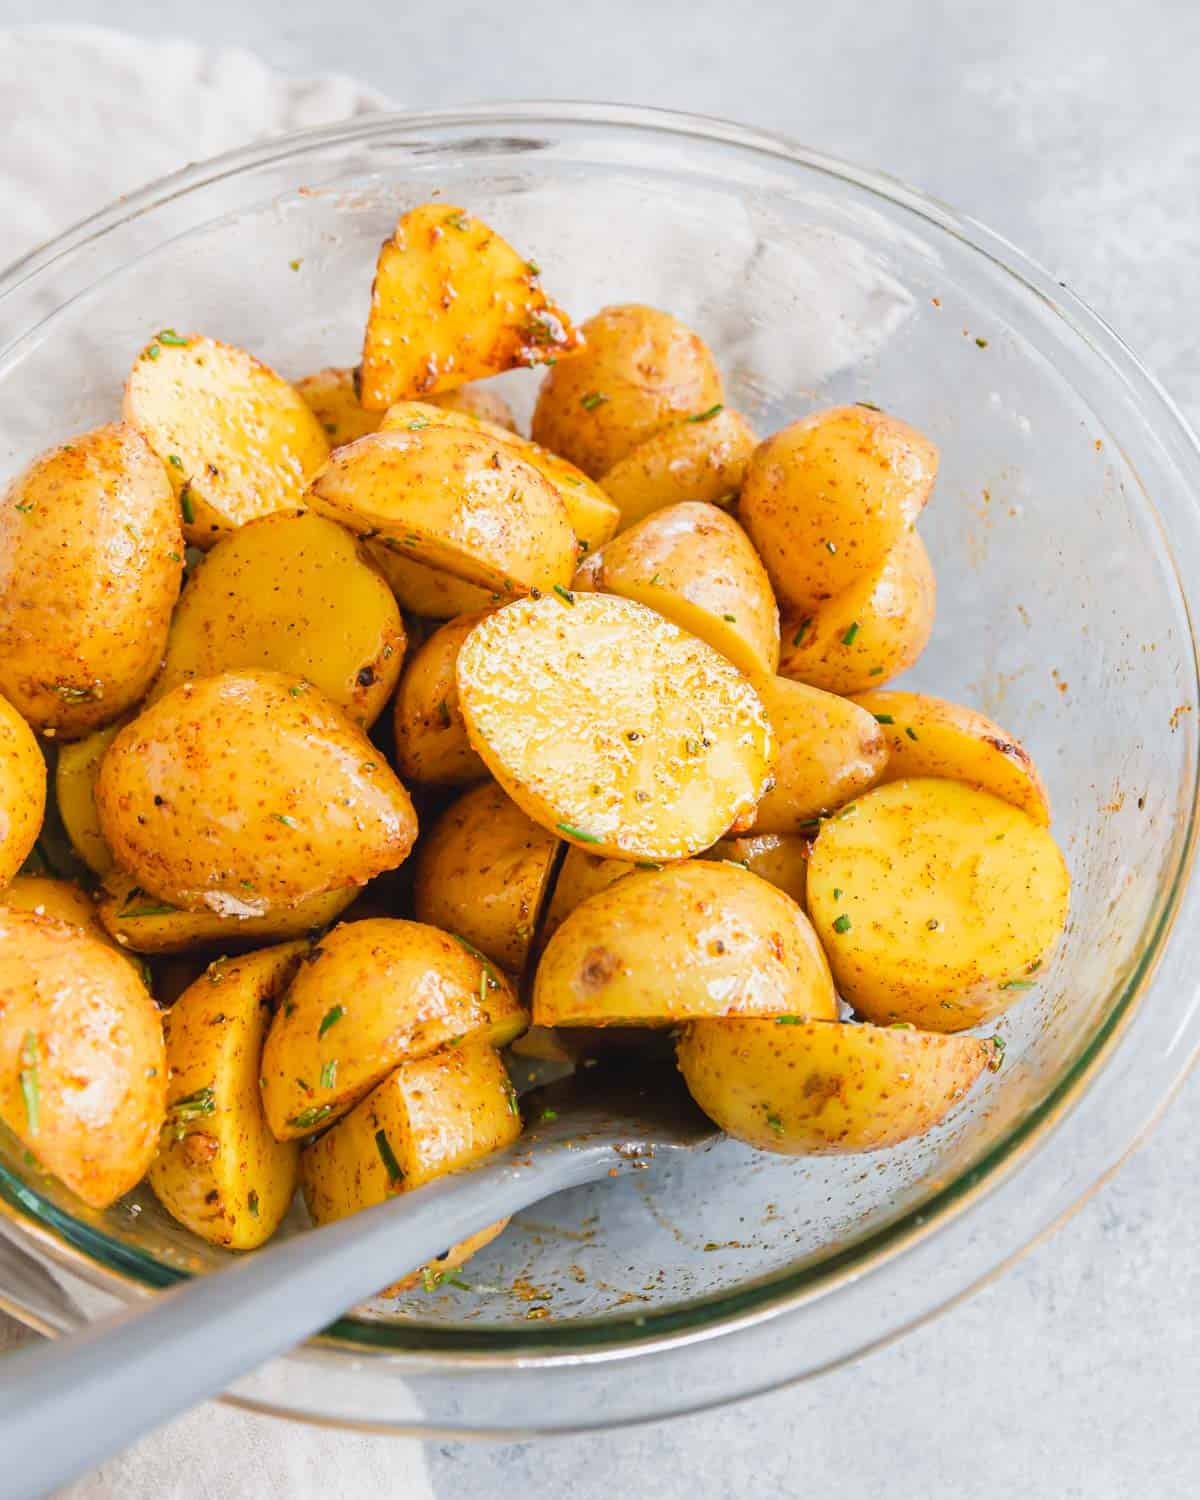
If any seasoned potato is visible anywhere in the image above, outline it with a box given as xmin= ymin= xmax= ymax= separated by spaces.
xmin=676 ymin=1018 xmax=994 ymax=1153
xmin=96 ymin=671 xmax=418 ymax=913
xmin=367 ymin=547 xmax=498 ymax=619
xmin=149 ymin=944 xmax=303 ymax=1248
xmin=533 ymin=861 xmax=836 ymax=1027
xmin=538 ymin=845 xmax=636 ymax=947
xmin=573 ymin=501 xmax=779 ymax=682
xmin=598 ymin=407 xmax=758 ymax=528
xmin=124 ymin=333 xmax=329 ymax=548
xmin=740 ymin=407 xmax=937 ymax=613
xmin=151 ymin=511 xmax=405 ymax=727
xmin=261 ymin=918 xmax=528 ymax=1140
xmin=307 ymin=426 xmax=576 ymax=596
xmin=1 ymin=876 xmax=110 ymax=945
xmin=808 ymin=778 xmax=1070 ymax=1030
xmin=0 ymin=692 xmax=45 ymax=885
xmin=426 ymin=385 xmax=518 ymax=431
xmin=359 ymin=202 xmax=581 ymax=409
xmin=850 ymin=690 xmax=1051 ymax=825
xmin=703 ymin=834 xmax=810 ymax=909
xmin=413 ymin=782 xmax=560 ymax=974
xmin=0 ymin=910 xmax=165 ymax=1207
xmin=749 ymin=677 xmax=887 ymax=834
xmin=457 ymin=593 xmax=775 ymax=860
xmin=778 ymin=529 xmax=936 ymax=696
xmin=55 ymin=721 xmax=123 ymax=876
xmin=0 ymin=424 xmax=183 ymax=737
xmin=532 ymin=304 xmax=725 ymax=477
xmin=393 ymin=613 xmax=491 ymax=785
xmin=298 ymin=366 xmax=517 ymax=447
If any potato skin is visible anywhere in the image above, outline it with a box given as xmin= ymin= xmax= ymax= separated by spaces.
xmin=538 ymin=846 xmax=636 ymax=947
xmin=532 ymin=304 xmax=725 ymax=477
xmin=598 ymin=408 xmax=757 ymax=529
xmin=704 ymin=834 xmax=810 ymax=909
xmin=367 ymin=547 xmax=498 ymax=620
xmin=0 ymin=424 xmax=183 ymax=737
xmin=95 ymin=670 xmax=418 ymax=914
xmin=149 ymin=944 xmax=304 ymax=1249
xmin=533 ymin=861 xmax=836 ymax=1027
xmin=778 ymin=529 xmax=936 ymax=696
xmin=55 ymin=721 xmax=123 ymax=876
xmin=676 ymin=1018 xmax=992 ymax=1153
xmin=1 ymin=876 xmax=111 ymax=945
xmin=0 ymin=692 xmax=45 ymax=885
xmin=0 ymin=910 xmax=165 ymax=1207
xmin=297 ymin=366 xmax=517 ymax=447
xmin=807 ymin=778 xmax=1069 ymax=1030
xmin=393 ymin=613 xmax=491 ymax=786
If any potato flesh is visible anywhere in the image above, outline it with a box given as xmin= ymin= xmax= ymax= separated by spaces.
xmin=393 ymin=613 xmax=490 ymax=785
xmin=807 ymin=778 xmax=1070 ymax=1030
xmin=0 ymin=692 xmax=45 ymax=885
xmin=598 ymin=407 xmax=758 ymax=529
xmin=457 ymin=593 xmax=775 ymax=860
xmin=55 ymin=721 xmax=122 ymax=876
xmin=367 ymin=546 xmax=499 ymax=619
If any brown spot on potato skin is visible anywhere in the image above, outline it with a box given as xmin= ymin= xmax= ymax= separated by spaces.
xmin=983 ymin=735 xmax=1031 ymax=767
xmin=578 ymin=947 xmax=621 ymax=991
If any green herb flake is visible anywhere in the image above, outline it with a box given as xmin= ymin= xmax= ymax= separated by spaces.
xmin=975 ymin=336 xmax=989 ymax=349
xmin=272 ymin=812 xmax=298 ymax=828
xmin=580 ymin=391 xmax=609 ymax=411
xmin=248 ymin=1190 xmax=260 ymax=1217
xmin=873 ymin=713 xmax=895 ymax=725
xmin=855 ymin=400 xmax=882 ymax=411
xmin=168 ymin=550 xmax=182 ymax=562
xmin=156 ymin=329 xmax=189 ymax=347
xmin=986 ymin=1035 xmax=1007 ymax=1071
xmin=833 ymin=887 xmax=843 ymax=900
xmin=421 ymin=1267 xmax=444 ymax=1292
xmin=832 ymin=913 xmax=852 ymax=934
xmin=722 ymin=613 xmax=737 ymax=623
xmin=318 ymin=1005 xmax=345 ymax=1039
xmin=686 ymin=403 xmax=724 ymax=423
xmin=289 ymin=258 xmax=302 ymax=271
xmin=539 ymin=1108 xmax=559 ymax=1122
xmin=288 ymin=681 xmax=308 ymax=697
xmin=766 ymin=1113 xmax=784 ymax=1134
xmin=447 ymin=212 xmax=471 ymax=231
xmin=288 ymin=1104 xmax=333 ymax=1132
xmin=526 ymin=258 xmax=541 ymax=276
xmin=555 ymin=822 xmax=601 ymax=844
xmin=868 ymin=666 xmax=884 ymax=676
xmin=905 ymin=726 xmax=919 ymax=741
xmin=18 ymin=1032 xmax=39 ymax=1137
xmin=375 ymin=1127 xmax=405 ymax=1185
xmin=824 ymin=540 xmax=837 ymax=555
xmin=636 ymin=860 xmax=663 ymax=870
xmin=165 ymin=1086 xmax=216 ymax=1139
xmin=167 ymin=454 xmax=183 ymax=469
xmin=179 ymin=486 xmax=195 ymax=525
xmin=998 ymin=978 xmax=1035 ymax=991
xmin=13 ymin=502 xmax=33 ymax=515
xmin=503 ymin=1078 xmax=520 ymax=1117
xmin=406 ymin=417 xmax=430 ymax=430
xmin=446 ymin=1276 xmax=471 ymax=1290
xmin=320 ymin=1058 xmax=338 ymax=1090
xmin=841 ymin=621 xmax=860 ymax=646
xmin=145 ymin=344 xmax=161 ymax=360
xmin=889 ymin=1021 xmax=915 ymax=1030
xmin=553 ymin=584 xmax=575 ymax=606
xmin=775 ymin=1015 xmax=803 ymax=1026
xmin=791 ymin=618 xmax=813 ymax=649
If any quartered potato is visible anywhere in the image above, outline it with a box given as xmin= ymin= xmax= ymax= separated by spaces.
xmin=55 ymin=721 xmax=123 ymax=876
xmin=359 ymin=202 xmax=581 ymax=409
xmin=393 ymin=613 xmax=491 ymax=786
xmin=457 ymin=593 xmax=775 ymax=861
xmin=537 ymin=845 xmax=637 ymax=947
xmin=298 ymin=366 xmax=518 ymax=447
xmin=367 ymin=547 xmax=497 ymax=619
xmin=598 ymin=407 xmax=758 ymax=529
xmin=703 ymin=833 xmax=810 ymax=910
xmin=0 ymin=424 xmax=183 ymax=737
xmin=261 ymin=917 xmax=528 ymax=1140
xmin=573 ymin=501 xmax=779 ymax=682
xmin=0 ymin=692 xmax=45 ymax=886
xmin=532 ymin=304 xmax=725 ymax=477
xmin=149 ymin=943 xmax=305 ymax=1249
xmin=1 ymin=876 xmax=112 ymax=947
xmin=807 ymin=778 xmax=1070 ymax=1030
xmin=676 ymin=1018 xmax=994 ymax=1153
xmin=850 ymin=689 xmax=1052 ymax=825
xmin=533 ymin=861 xmax=836 ymax=1027
xmin=151 ymin=511 xmax=406 ymax=727
xmin=778 ymin=529 xmax=936 ymax=696
xmin=95 ymin=670 xmax=418 ymax=914
xmin=124 ymin=333 xmax=329 ymax=548
xmin=0 ymin=910 xmax=165 ymax=1207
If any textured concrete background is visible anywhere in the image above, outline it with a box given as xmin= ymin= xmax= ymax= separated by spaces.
xmin=3 ymin=1 xmax=1200 ymax=1494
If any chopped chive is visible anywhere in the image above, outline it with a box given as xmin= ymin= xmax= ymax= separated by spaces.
xmin=873 ymin=713 xmax=895 ymax=725
xmin=791 ymin=618 xmax=814 ymax=648
xmin=289 ymin=258 xmax=302 ymax=271
xmin=480 ymin=968 xmax=489 ymax=1004
xmin=502 ymin=1078 xmax=520 ymax=1117
xmin=636 ymin=860 xmax=663 ymax=870
xmin=406 ymin=417 xmax=429 ymax=430
xmin=855 ymin=400 xmax=882 ymax=411
xmin=539 ymin=1107 xmax=559 ymax=1122
xmin=722 ymin=613 xmax=737 ymax=623
xmin=766 ymin=1113 xmax=784 ymax=1134
xmin=555 ymin=822 xmax=601 ymax=844
xmin=318 ymin=1005 xmax=345 ymax=1038
xmin=156 ymin=329 xmax=189 ymax=347
xmin=288 ymin=1104 xmax=333 ymax=1131
xmin=375 ymin=1128 xmax=405 ymax=1184
xmin=167 ymin=454 xmax=183 ymax=469
xmin=998 ymin=978 xmax=1035 ymax=990
xmin=272 ymin=812 xmax=298 ymax=828
xmin=526 ymin=258 xmax=541 ymax=275
xmin=119 ymin=902 xmax=178 ymax=918
xmin=553 ymin=584 xmax=575 ymax=606
xmin=868 ymin=666 xmax=884 ymax=676
xmin=686 ymin=404 xmax=724 ymax=423
xmin=145 ymin=344 xmax=161 ymax=359
xmin=288 ymin=681 xmax=307 ymax=697
xmin=825 ymin=540 xmax=837 ymax=554
xmin=975 ymin=336 xmax=989 ymax=348
xmin=13 ymin=502 xmax=33 ymax=514
xmin=841 ymin=621 xmax=860 ymax=646
xmin=168 ymin=551 xmax=182 ymax=562
xmin=905 ymin=727 xmax=919 ymax=741
xmin=421 ymin=1267 xmax=444 ymax=1292
xmin=649 ymin=573 xmax=663 ymax=586
xmin=775 ymin=1015 xmax=802 ymax=1026
xmin=446 ymin=1276 xmax=471 ymax=1290
xmin=165 ymin=1086 xmax=216 ymax=1139
xmin=833 ymin=888 xmax=843 ymax=900
xmin=889 ymin=1021 xmax=916 ymax=1030
xmin=986 ymin=1035 xmax=1007 ymax=1070
xmin=18 ymin=1032 xmax=39 ymax=1137
xmin=248 ymin=1190 xmax=260 ymax=1216
xmin=320 ymin=1058 xmax=338 ymax=1090
xmin=832 ymin=914 xmax=852 ymax=934
xmin=179 ymin=486 xmax=195 ymax=525
xmin=580 ymin=391 xmax=609 ymax=411
xmin=447 ymin=212 xmax=470 ymax=231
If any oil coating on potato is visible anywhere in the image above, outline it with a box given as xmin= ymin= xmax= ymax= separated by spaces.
xmin=55 ymin=720 xmax=123 ymax=876
xmin=367 ymin=547 xmax=498 ymax=619
xmin=598 ymin=407 xmax=757 ymax=529
xmin=807 ymin=778 xmax=1070 ymax=1030
xmin=297 ymin=366 xmax=518 ymax=447
xmin=393 ymin=613 xmax=491 ymax=786
xmin=0 ymin=910 xmax=165 ymax=1207
xmin=0 ymin=691 xmax=45 ymax=886
xmin=703 ymin=834 xmax=811 ymax=910
xmin=1 ymin=876 xmax=113 ymax=947
xmin=456 ymin=593 xmax=775 ymax=861
xmin=0 ymin=424 xmax=183 ymax=738
xmin=95 ymin=670 xmax=418 ymax=914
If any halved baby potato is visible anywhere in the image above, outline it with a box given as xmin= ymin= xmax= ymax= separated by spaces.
xmin=1 ymin=876 xmax=114 ymax=948
xmin=297 ymin=367 xmax=518 ymax=447
xmin=393 ymin=612 xmax=491 ymax=786
xmin=367 ymin=547 xmax=497 ymax=619
xmin=598 ymin=406 xmax=758 ymax=529
xmin=0 ymin=691 xmax=45 ymax=886
xmin=55 ymin=720 xmax=123 ymax=876
xmin=537 ymin=845 xmax=637 ymax=948
xmin=703 ymin=833 xmax=810 ymax=910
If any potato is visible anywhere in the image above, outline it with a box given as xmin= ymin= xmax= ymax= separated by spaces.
xmin=0 ymin=692 xmax=45 ymax=885
xmin=359 ymin=202 xmax=581 ymax=409
xmin=807 ymin=778 xmax=1070 ymax=1030
xmin=849 ymin=690 xmax=1051 ymax=825
xmin=366 ymin=547 xmax=498 ymax=619
xmin=425 ymin=385 xmax=518 ymax=432
xmin=393 ymin=613 xmax=491 ymax=785
xmin=0 ymin=910 xmax=165 ymax=1207
xmin=151 ymin=511 xmax=406 ymax=727
xmin=533 ymin=861 xmax=836 ymax=1027
xmin=739 ymin=407 xmax=937 ymax=613
xmin=703 ymin=834 xmax=810 ymax=909
xmin=598 ymin=407 xmax=758 ymax=528
xmin=749 ymin=677 xmax=886 ymax=834
xmin=413 ymin=782 xmax=560 ymax=974
xmin=457 ymin=593 xmax=775 ymax=860
xmin=148 ymin=943 xmax=303 ymax=1248
xmin=676 ymin=1018 xmax=994 ymax=1153
xmin=0 ymin=424 xmax=183 ymax=737
xmin=55 ymin=721 xmax=122 ymax=876
xmin=95 ymin=670 xmax=418 ymax=914
xmin=297 ymin=366 xmax=517 ymax=447
xmin=778 ymin=529 xmax=936 ymax=696
xmin=538 ymin=845 xmax=636 ymax=947
xmin=261 ymin=918 xmax=528 ymax=1140
xmin=532 ymin=304 xmax=725 ymax=477
xmin=1 ymin=876 xmax=109 ymax=944
xmin=123 ymin=333 xmax=330 ymax=548
xmin=306 ymin=427 xmax=576 ymax=596
xmin=572 ymin=501 xmax=779 ymax=682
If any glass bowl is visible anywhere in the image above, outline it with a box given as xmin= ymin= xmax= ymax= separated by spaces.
xmin=1 ymin=103 xmax=1199 ymax=1437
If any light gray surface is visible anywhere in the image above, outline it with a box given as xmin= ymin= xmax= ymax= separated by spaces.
xmin=2 ymin=1 xmax=1199 ymax=1494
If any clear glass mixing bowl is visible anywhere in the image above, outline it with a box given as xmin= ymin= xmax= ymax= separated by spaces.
xmin=1 ymin=103 xmax=1199 ymax=1437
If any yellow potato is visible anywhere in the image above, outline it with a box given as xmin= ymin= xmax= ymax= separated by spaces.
xmin=676 ymin=1018 xmax=994 ymax=1153
xmin=849 ymin=690 xmax=1051 ymax=825
xmin=413 ymin=782 xmax=560 ymax=974
xmin=55 ymin=721 xmax=123 ymax=876
xmin=359 ymin=202 xmax=581 ymax=409
xmin=0 ymin=692 xmax=45 ymax=885
xmin=749 ymin=677 xmax=887 ymax=834
xmin=538 ymin=845 xmax=636 ymax=947
xmin=807 ymin=778 xmax=1070 ymax=1030
xmin=598 ymin=407 xmax=758 ymax=528
xmin=533 ymin=861 xmax=836 ymax=1027
xmin=778 ymin=529 xmax=936 ymax=695
xmin=425 ymin=385 xmax=518 ymax=431
xmin=704 ymin=834 xmax=810 ymax=909
xmin=457 ymin=593 xmax=775 ymax=860
xmin=0 ymin=910 xmax=165 ymax=1207
xmin=95 ymin=670 xmax=418 ymax=914
xmin=573 ymin=501 xmax=779 ymax=682
xmin=0 ymin=424 xmax=183 ymax=737
xmin=366 ymin=547 xmax=498 ymax=619
xmin=151 ymin=511 xmax=406 ymax=727
xmin=1 ymin=876 xmax=109 ymax=945
xmin=297 ymin=366 xmax=517 ymax=447
xmin=532 ymin=304 xmax=725 ymax=477
xmin=123 ymin=333 xmax=329 ymax=548
xmin=149 ymin=944 xmax=305 ymax=1249
xmin=393 ymin=613 xmax=491 ymax=785
xmin=261 ymin=918 xmax=528 ymax=1140
xmin=739 ymin=407 xmax=937 ymax=613
xmin=306 ymin=426 xmax=576 ymax=596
